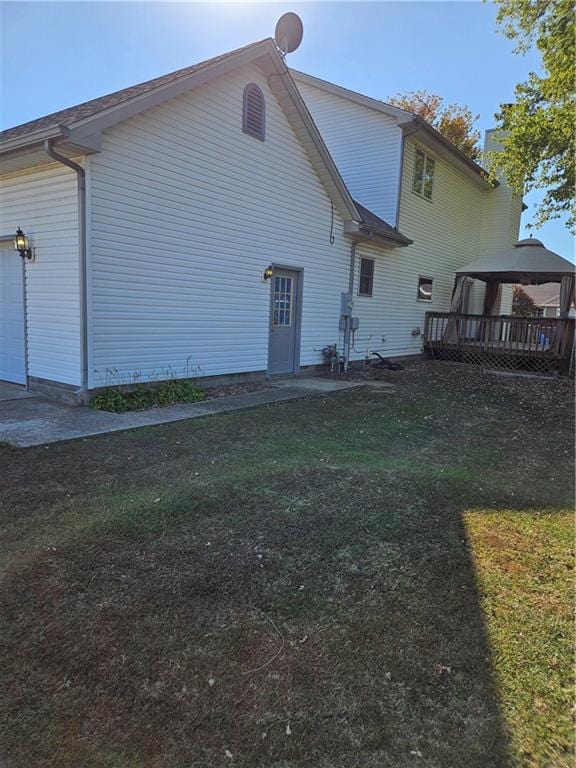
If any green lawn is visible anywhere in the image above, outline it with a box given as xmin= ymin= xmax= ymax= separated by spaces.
xmin=0 ymin=363 xmax=573 ymax=768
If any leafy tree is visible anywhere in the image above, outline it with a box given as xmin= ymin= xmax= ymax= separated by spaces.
xmin=387 ymin=90 xmax=482 ymax=161
xmin=490 ymin=0 xmax=575 ymax=230
xmin=512 ymin=286 xmax=539 ymax=316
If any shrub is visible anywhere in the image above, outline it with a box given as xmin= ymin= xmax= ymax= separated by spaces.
xmin=92 ymin=379 xmax=205 ymax=413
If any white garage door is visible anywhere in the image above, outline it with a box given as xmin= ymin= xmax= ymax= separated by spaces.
xmin=0 ymin=248 xmax=26 ymax=384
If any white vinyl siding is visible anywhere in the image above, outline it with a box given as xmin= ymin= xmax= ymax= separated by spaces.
xmin=88 ymin=63 xmax=350 ymax=387
xmin=0 ymin=163 xmax=81 ymax=385
xmin=297 ymin=81 xmax=402 ymax=225
xmin=348 ymin=139 xmax=487 ymax=359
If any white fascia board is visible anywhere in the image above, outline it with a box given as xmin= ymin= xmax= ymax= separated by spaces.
xmin=0 ymin=39 xmax=359 ymax=224
xmin=0 ymin=125 xmax=66 ymax=156
xmin=65 ymin=41 xmax=274 ymax=137
xmin=290 ymin=69 xmax=413 ymax=122
xmin=293 ymin=68 xmax=494 ymax=191
xmin=343 ymin=221 xmax=410 ymax=248
xmin=401 ymin=122 xmax=494 ymax=190
xmin=0 ymin=41 xmax=274 ymax=159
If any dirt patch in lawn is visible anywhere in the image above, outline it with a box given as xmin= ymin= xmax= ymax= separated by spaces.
xmin=203 ymin=380 xmax=275 ymax=399
xmin=0 ymin=361 xmax=573 ymax=768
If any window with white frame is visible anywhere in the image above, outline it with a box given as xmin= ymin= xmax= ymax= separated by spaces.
xmin=417 ymin=276 xmax=433 ymax=301
xmin=413 ymin=148 xmax=435 ymax=200
xmin=358 ymin=258 xmax=375 ymax=296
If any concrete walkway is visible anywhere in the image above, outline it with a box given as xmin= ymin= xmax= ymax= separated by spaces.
xmin=0 ymin=381 xmax=36 ymax=401
xmin=0 ymin=378 xmax=367 ymax=448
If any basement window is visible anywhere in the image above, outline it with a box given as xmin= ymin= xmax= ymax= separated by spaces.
xmin=413 ymin=148 xmax=435 ymax=200
xmin=359 ymin=258 xmax=375 ymax=296
xmin=242 ymin=83 xmax=265 ymax=141
xmin=417 ymin=276 xmax=433 ymax=302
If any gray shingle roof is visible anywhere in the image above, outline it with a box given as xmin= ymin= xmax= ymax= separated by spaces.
xmin=0 ymin=40 xmax=267 ymax=143
xmin=354 ymin=201 xmax=412 ymax=245
xmin=522 ymin=283 xmax=561 ymax=307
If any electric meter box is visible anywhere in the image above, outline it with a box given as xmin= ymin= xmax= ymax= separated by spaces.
xmin=351 ymin=317 xmax=360 ymax=331
xmin=340 ymin=292 xmax=353 ymax=316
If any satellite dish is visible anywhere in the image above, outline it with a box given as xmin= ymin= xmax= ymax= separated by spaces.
xmin=274 ymin=13 xmax=304 ymax=55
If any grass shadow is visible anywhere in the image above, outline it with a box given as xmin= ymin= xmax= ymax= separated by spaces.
xmin=0 ymin=363 xmax=573 ymax=767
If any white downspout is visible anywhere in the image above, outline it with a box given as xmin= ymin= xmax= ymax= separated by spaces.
xmin=44 ymin=139 xmax=89 ymax=401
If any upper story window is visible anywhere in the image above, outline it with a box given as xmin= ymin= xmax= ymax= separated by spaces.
xmin=413 ymin=148 xmax=435 ymax=200
xmin=242 ymin=84 xmax=265 ymax=141
xmin=359 ymin=258 xmax=375 ymax=296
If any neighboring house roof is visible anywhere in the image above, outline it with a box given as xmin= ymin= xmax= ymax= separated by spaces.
xmin=0 ymin=38 xmax=412 ymax=247
xmin=521 ymin=283 xmax=561 ymax=307
xmin=290 ymin=69 xmax=495 ymax=189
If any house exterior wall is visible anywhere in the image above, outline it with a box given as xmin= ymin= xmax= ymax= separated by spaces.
xmin=0 ymin=162 xmax=81 ymax=385
xmin=88 ymin=63 xmax=351 ymax=387
xmin=350 ymin=137 xmax=486 ymax=358
xmin=296 ymin=81 xmax=402 ymax=225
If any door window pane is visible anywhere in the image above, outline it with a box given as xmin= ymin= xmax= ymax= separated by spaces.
xmin=273 ymin=276 xmax=293 ymax=326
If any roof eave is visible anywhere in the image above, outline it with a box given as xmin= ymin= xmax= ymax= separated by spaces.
xmin=290 ymin=69 xmax=413 ymax=121
xmin=458 ymin=272 xmax=571 ymax=284
xmin=0 ymin=125 xmax=66 ymax=155
xmin=0 ymin=39 xmax=360 ymax=225
xmin=292 ymin=70 xmax=496 ymax=188
xmin=0 ymin=40 xmax=276 ymax=159
xmin=344 ymin=221 xmax=412 ymax=247
xmin=400 ymin=117 xmax=495 ymax=189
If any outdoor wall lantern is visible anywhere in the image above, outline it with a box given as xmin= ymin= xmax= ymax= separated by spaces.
xmin=263 ymin=265 xmax=274 ymax=281
xmin=14 ymin=228 xmax=33 ymax=260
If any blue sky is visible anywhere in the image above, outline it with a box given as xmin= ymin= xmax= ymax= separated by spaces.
xmin=1 ymin=1 xmax=571 ymax=254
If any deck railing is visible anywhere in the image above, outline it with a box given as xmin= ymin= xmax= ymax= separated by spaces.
xmin=423 ymin=312 xmax=575 ymax=374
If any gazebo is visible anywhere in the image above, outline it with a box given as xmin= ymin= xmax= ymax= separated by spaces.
xmin=423 ymin=237 xmax=576 ymax=375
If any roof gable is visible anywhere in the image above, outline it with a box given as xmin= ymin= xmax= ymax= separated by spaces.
xmin=0 ymin=39 xmax=413 ymax=245
xmin=0 ymin=40 xmax=362 ymax=224
xmin=0 ymin=42 xmax=267 ymax=144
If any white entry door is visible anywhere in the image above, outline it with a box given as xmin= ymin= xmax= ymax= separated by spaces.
xmin=0 ymin=248 xmax=26 ymax=384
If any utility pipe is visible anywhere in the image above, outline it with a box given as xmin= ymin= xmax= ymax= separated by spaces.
xmin=44 ymin=139 xmax=88 ymax=400
xmin=343 ymin=241 xmax=357 ymax=371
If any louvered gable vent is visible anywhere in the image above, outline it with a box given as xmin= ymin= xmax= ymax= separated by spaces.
xmin=242 ymin=84 xmax=265 ymax=141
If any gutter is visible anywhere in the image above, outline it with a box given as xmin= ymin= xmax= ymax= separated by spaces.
xmin=357 ymin=224 xmax=413 ymax=246
xmin=399 ymin=117 xmax=497 ymax=188
xmin=44 ymin=138 xmax=89 ymax=401
xmin=0 ymin=125 xmax=67 ymax=157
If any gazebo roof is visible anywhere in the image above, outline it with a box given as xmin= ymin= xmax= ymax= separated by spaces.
xmin=457 ymin=237 xmax=575 ymax=283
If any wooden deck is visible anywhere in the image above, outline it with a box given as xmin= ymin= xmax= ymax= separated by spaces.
xmin=424 ymin=312 xmax=575 ymax=374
